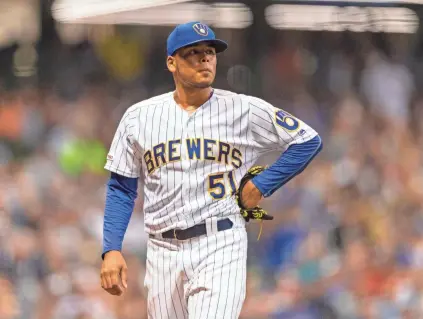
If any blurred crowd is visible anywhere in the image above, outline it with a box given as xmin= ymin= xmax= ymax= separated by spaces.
xmin=1 ymin=19 xmax=423 ymax=319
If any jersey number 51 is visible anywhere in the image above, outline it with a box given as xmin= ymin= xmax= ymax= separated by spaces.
xmin=208 ymin=171 xmax=237 ymax=200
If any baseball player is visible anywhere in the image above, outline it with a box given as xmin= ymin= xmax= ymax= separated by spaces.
xmin=100 ymin=21 xmax=322 ymax=319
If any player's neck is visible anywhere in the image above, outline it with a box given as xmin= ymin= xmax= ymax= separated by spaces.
xmin=174 ymin=86 xmax=213 ymax=111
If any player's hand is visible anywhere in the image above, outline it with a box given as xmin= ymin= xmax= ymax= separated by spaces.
xmin=240 ymin=180 xmax=263 ymax=209
xmin=100 ymin=250 xmax=128 ymax=296
xmin=236 ymin=165 xmax=274 ymax=223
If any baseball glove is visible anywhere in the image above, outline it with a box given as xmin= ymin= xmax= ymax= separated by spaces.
xmin=236 ymin=165 xmax=274 ymax=223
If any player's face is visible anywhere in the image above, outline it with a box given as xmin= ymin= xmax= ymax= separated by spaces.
xmin=168 ymin=42 xmax=217 ymax=89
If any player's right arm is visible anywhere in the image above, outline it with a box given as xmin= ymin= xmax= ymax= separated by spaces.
xmin=101 ymin=108 xmax=141 ymax=296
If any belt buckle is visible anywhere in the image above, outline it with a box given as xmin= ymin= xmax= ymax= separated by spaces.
xmin=173 ymin=229 xmax=178 ymax=240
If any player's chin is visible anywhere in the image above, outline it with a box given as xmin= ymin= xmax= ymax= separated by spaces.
xmin=193 ymin=81 xmax=213 ymax=89
xmin=195 ymin=72 xmax=214 ymax=87
xmin=194 ymin=76 xmax=214 ymax=88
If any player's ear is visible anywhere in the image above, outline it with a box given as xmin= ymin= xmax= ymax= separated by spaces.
xmin=167 ymin=56 xmax=176 ymax=73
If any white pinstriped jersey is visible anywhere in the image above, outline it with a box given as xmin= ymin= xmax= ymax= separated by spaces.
xmin=104 ymin=89 xmax=318 ymax=234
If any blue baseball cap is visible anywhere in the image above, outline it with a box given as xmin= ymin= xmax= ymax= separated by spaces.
xmin=167 ymin=21 xmax=228 ymax=56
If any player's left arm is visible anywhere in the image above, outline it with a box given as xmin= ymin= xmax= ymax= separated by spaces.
xmin=243 ymin=97 xmax=323 ymax=206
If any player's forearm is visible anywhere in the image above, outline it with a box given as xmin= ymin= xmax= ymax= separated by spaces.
xmin=252 ymin=135 xmax=323 ymax=197
xmin=102 ymin=172 xmax=138 ymax=259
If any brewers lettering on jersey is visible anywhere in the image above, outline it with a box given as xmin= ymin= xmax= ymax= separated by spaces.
xmin=100 ymin=21 xmax=322 ymax=319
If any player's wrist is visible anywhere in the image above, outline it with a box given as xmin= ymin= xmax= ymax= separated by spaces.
xmin=241 ymin=180 xmax=263 ymax=208
xmin=102 ymin=249 xmax=122 ymax=260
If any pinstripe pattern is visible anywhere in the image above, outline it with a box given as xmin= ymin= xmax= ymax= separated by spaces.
xmin=104 ymin=89 xmax=318 ymax=318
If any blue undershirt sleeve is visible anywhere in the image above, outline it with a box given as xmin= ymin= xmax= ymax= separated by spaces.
xmin=102 ymin=172 xmax=138 ymax=259
xmin=252 ymin=135 xmax=323 ymax=197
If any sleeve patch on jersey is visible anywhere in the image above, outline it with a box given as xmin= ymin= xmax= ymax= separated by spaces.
xmin=107 ymin=154 xmax=114 ymax=161
xmin=275 ymin=110 xmax=300 ymax=132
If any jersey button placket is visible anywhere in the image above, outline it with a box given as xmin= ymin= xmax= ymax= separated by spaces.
xmin=180 ymin=113 xmax=194 ymax=213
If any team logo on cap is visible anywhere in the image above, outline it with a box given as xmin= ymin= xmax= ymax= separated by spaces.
xmin=193 ymin=23 xmax=208 ymax=36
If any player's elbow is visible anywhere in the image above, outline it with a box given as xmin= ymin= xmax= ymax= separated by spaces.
xmin=314 ymin=134 xmax=323 ymax=154
xmin=291 ymin=134 xmax=323 ymax=168
xmin=299 ymin=134 xmax=323 ymax=155
xmin=309 ymin=135 xmax=323 ymax=163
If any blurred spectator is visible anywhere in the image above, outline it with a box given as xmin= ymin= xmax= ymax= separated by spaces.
xmin=0 ymin=277 xmax=20 ymax=319
xmin=360 ymin=46 xmax=414 ymax=127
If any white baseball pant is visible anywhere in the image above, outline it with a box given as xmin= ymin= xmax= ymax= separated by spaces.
xmin=144 ymin=223 xmax=248 ymax=319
